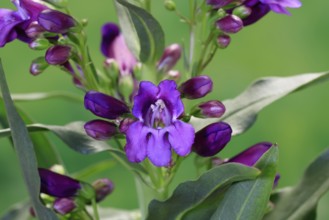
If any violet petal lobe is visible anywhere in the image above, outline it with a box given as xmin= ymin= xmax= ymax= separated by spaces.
xmin=38 ymin=168 xmax=81 ymax=197
xmin=38 ymin=9 xmax=76 ymax=33
xmin=146 ymin=129 xmax=172 ymax=166
xmin=179 ymin=76 xmax=213 ymax=99
xmin=84 ymin=119 xmax=118 ymax=140
xmin=125 ymin=121 xmax=148 ymax=163
xmin=193 ymin=122 xmax=232 ymax=157
xmin=242 ymin=2 xmax=271 ymax=26
xmin=168 ymin=120 xmax=195 ymax=156
xmin=0 ymin=10 xmax=24 ymax=47
xmin=84 ymin=91 xmax=130 ymax=120
xmin=227 ymin=142 xmax=273 ymax=166
xmin=101 ymin=23 xmax=120 ymax=57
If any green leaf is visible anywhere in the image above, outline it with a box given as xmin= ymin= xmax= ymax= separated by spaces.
xmin=147 ymin=163 xmax=260 ymax=220
xmin=209 ymin=146 xmax=278 ymax=220
xmin=264 ymin=148 xmax=329 ymax=220
xmin=1 ymin=91 xmax=82 ymax=102
xmin=0 ymin=59 xmax=58 ymax=219
xmin=0 ymin=201 xmax=30 ymax=220
xmin=191 ymin=71 xmax=329 ymax=135
xmin=115 ymin=0 xmax=165 ymax=63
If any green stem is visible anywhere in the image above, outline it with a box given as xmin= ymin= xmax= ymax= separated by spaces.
xmin=91 ymin=198 xmax=100 ymax=220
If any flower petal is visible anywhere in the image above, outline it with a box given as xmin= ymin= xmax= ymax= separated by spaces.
xmin=157 ymin=80 xmax=184 ymax=119
xmin=147 ymin=129 xmax=171 ymax=167
xmin=101 ymin=23 xmax=120 ymax=57
xmin=0 ymin=9 xmax=24 ymax=47
xmin=243 ymin=3 xmax=271 ymax=26
xmin=125 ymin=122 xmax=148 ymax=163
xmin=168 ymin=120 xmax=195 ymax=156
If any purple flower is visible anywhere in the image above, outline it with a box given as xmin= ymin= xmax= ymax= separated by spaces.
xmin=38 ymin=9 xmax=76 ymax=33
xmin=125 ymin=80 xmax=195 ymax=166
xmin=38 ymin=168 xmax=81 ymax=198
xmin=101 ymin=23 xmax=137 ymax=76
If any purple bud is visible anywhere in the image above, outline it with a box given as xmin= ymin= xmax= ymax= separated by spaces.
xmin=157 ymin=44 xmax=182 ymax=72
xmin=226 ymin=142 xmax=273 ymax=166
xmin=217 ymin=34 xmax=231 ymax=49
xmin=193 ymin=122 xmax=232 ymax=157
xmin=179 ymin=76 xmax=213 ymax=99
xmin=38 ymin=9 xmax=76 ymax=33
xmin=53 ymin=198 xmax=76 ymax=215
xmin=92 ymin=178 xmax=114 ymax=202
xmin=38 ymin=168 xmax=81 ymax=197
xmin=242 ymin=2 xmax=271 ymax=26
xmin=84 ymin=119 xmax=118 ymax=140
xmin=30 ymin=57 xmax=49 ymax=75
xmin=216 ymin=15 xmax=243 ymax=33
xmin=45 ymin=45 xmax=71 ymax=65
xmin=25 ymin=21 xmax=46 ymax=39
xmin=193 ymin=100 xmax=226 ymax=118
xmin=84 ymin=91 xmax=130 ymax=119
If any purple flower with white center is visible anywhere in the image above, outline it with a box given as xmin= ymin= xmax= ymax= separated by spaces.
xmin=125 ymin=80 xmax=195 ymax=167
xmin=101 ymin=23 xmax=137 ymax=76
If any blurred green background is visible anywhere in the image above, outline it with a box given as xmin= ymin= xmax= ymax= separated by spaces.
xmin=1 ymin=0 xmax=329 ymax=219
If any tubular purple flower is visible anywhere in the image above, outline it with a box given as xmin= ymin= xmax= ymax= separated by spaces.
xmin=216 ymin=15 xmax=244 ymax=33
xmin=53 ymin=198 xmax=76 ymax=215
xmin=101 ymin=23 xmax=137 ymax=75
xmin=38 ymin=168 xmax=81 ymax=198
xmin=226 ymin=142 xmax=273 ymax=166
xmin=92 ymin=178 xmax=114 ymax=202
xmin=84 ymin=91 xmax=130 ymax=119
xmin=192 ymin=100 xmax=226 ymax=118
xmin=38 ymin=9 xmax=76 ymax=33
xmin=84 ymin=119 xmax=118 ymax=140
xmin=157 ymin=44 xmax=182 ymax=72
xmin=45 ymin=45 xmax=71 ymax=65
xmin=179 ymin=76 xmax=213 ymax=99
xmin=125 ymin=80 xmax=195 ymax=166
xmin=193 ymin=122 xmax=232 ymax=157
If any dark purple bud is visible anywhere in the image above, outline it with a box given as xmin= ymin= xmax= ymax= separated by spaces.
xmin=92 ymin=178 xmax=114 ymax=202
xmin=179 ymin=76 xmax=213 ymax=99
xmin=84 ymin=91 xmax=130 ymax=119
xmin=217 ymin=34 xmax=231 ymax=49
xmin=25 ymin=21 xmax=46 ymax=39
xmin=192 ymin=100 xmax=226 ymax=118
xmin=30 ymin=57 xmax=49 ymax=75
xmin=53 ymin=198 xmax=76 ymax=215
xmin=193 ymin=122 xmax=232 ymax=157
xmin=242 ymin=2 xmax=271 ymax=26
xmin=119 ymin=118 xmax=137 ymax=133
xmin=226 ymin=142 xmax=273 ymax=166
xmin=38 ymin=168 xmax=81 ymax=197
xmin=45 ymin=45 xmax=71 ymax=65
xmin=84 ymin=119 xmax=118 ymax=140
xmin=38 ymin=9 xmax=76 ymax=33
xmin=216 ymin=15 xmax=243 ymax=33
xmin=157 ymin=44 xmax=182 ymax=72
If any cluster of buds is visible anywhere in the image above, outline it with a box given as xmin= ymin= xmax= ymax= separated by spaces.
xmin=206 ymin=0 xmax=302 ymax=48
xmin=31 ymin=166 xmax=114 ymax=217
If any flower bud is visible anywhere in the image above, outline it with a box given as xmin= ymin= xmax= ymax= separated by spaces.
xmin=118 ymin=74 xmax=135 ymax=101
xmin=233 ymin=5 xmax=252 ymax=19
xmin=164 ymin=0 xmax=176 ymax=11
xmin=157 ymin=44 xmax=182 ymax=73
xmin=192 ymin=100 xmax=226 ymax=118
xmin=84 ymin=91 xmax=130 ymax=119
xmin=30 ymin=57 xmax=49 ymax=75
xmin=38 ymin=9 xmax=76 ymax=34
xmin=193 ymin=122 xmax=232 ymax=157
xmin=53 ymin=198 xmax=76 ymax=215
xmin=216 ymin=15 xmax=243 ymax=34
xmin=226 ymin=142 xmax=273 ymax=166
xmin=217 ymin=34 xmax=231 ymax=49
xmin=179 ymin=76 xmax=213 ymax=99
xmin=25 ymin=21 xmax=46 ymax=39
xmin=38 ymin=168 xmax=81 ymax=197
xmin=78 ymin=182 xmax=95 ymax=201
xmin=45 ymin=45 xmax=71 ymax=65
xmin=92 ymin=178 xmax=114 ymax=202
xmin=84 ymin=119 xmax=118 ymax=140
xmin=29 ymin=38 xmax=49 ymax=50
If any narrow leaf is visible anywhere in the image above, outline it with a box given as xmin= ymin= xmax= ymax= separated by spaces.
xmin=210 ymin=146 xmax=278 ymax=220
xmin=1 ymin=91 xmax=82 ymax=102
xmin=115 ymin=0 xmax=165 ymax=62
xmin=0 ymin=59 xmax=58 ymax=219
xmin=0 ymin=201 xmax=30 ymax=220
xmin=265 ymin=148 xmax=329 ymax=220
xmin=191 ymin=72 xmax=329 ymax=135
xmin=147 ymin=163 xmax=260 ymax=220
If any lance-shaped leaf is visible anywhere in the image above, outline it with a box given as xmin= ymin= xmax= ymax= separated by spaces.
xmin=147 ymin=163 xmax=260 ymax=220
xmin=115 ymin=0 xmax=165 ymax=63
xmin=5 ymin=91 xmax=82 ymax=102
xmin=206 ymin=146 xmax=278 ymax=220
xmin=191 ymin=71 xmax=329 ymax=135
xmin=264 ymin=148 xmax=329 ymax=220
xmin=0 ymin=201 xmax=30 ymax=220
xmin=0 ymin=60 xmax=58 ymax=219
